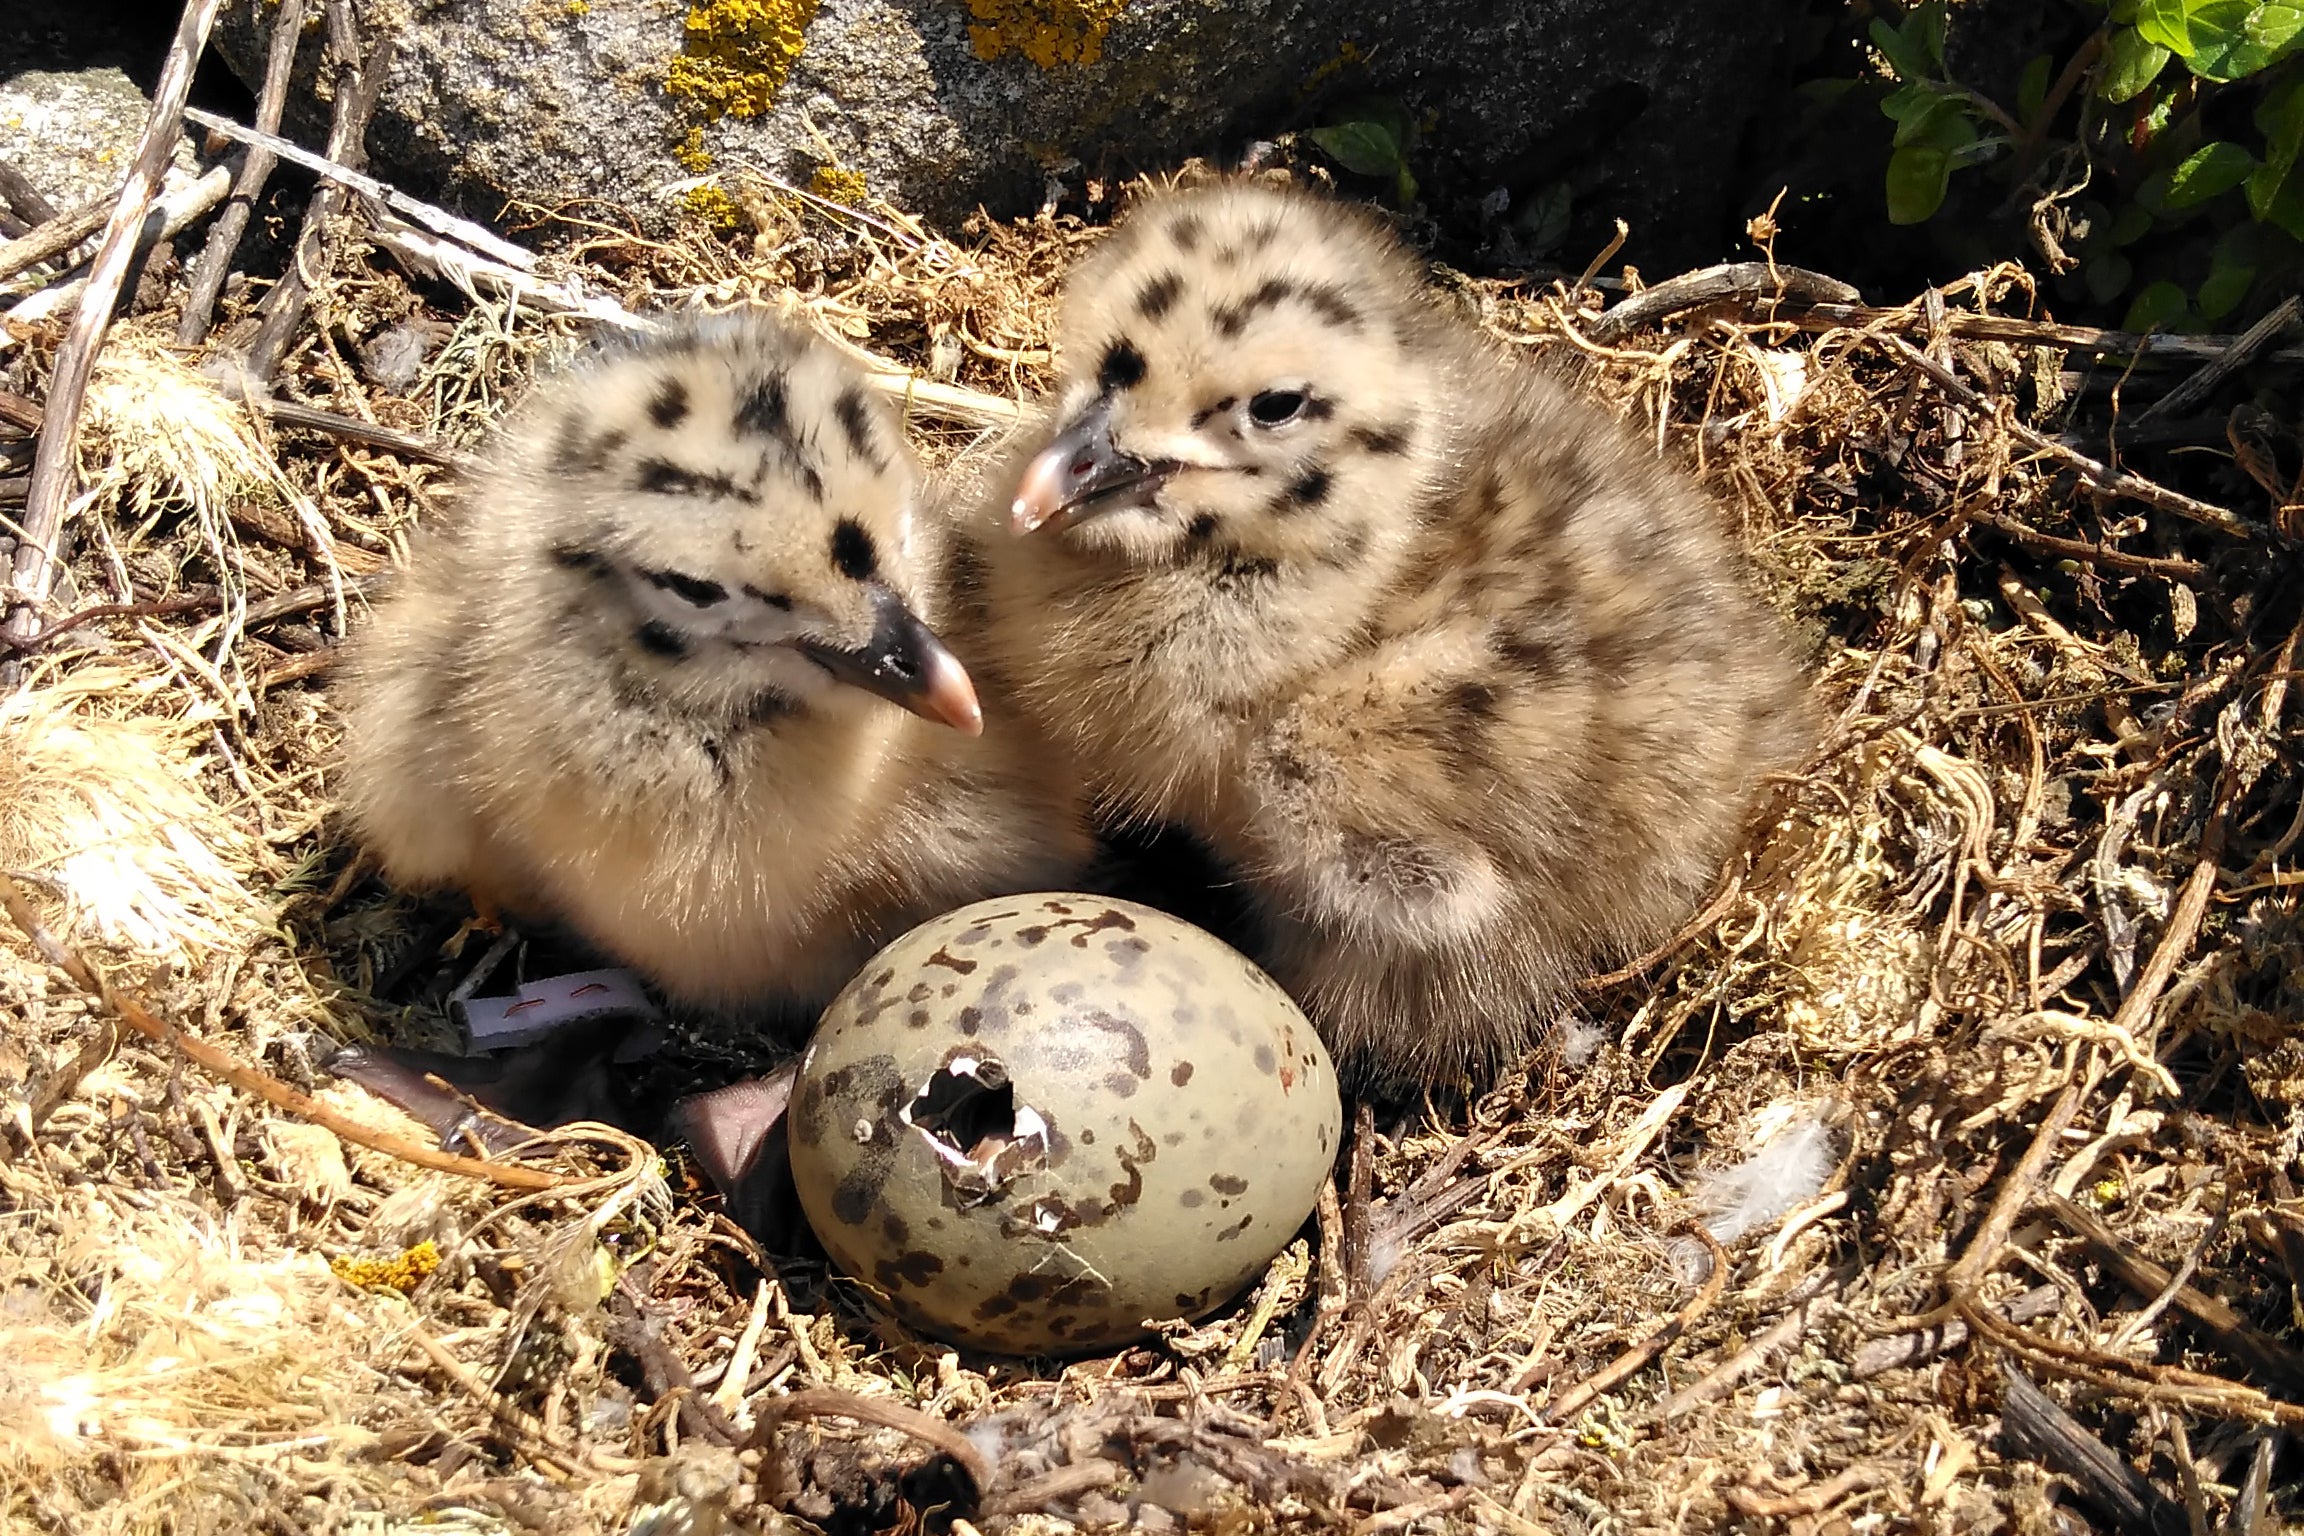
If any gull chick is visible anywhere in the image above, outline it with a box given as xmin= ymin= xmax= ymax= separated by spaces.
xmin=340 ymin=312 xmax=1093 ymax=1018
xmin=978 ymin=181 xmax=1815 ymax=1093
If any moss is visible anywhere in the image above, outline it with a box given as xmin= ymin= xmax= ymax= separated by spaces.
xmin=665 ymin=0 xmax=819 ymax=120
xmin=965 ymin=0 xmax=1128 ymax=68
xmin=681 ymin=185 xmax=747 ymax=233
xmin=808 ymin=163 xmax=868 ymax=206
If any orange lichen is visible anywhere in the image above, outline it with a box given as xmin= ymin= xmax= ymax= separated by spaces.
xmin=665 ymin=0 xmax=819 ymax=119
xmin=673 ymin=125 xmax=714 ymax=173
xmin=965 ymin=0 xmax=1128 ymax=68
xmin=329 ymin=1241 xmax=441 ymax=1294
xmin=681 ymin=185 xmax=747 ymax=233
xmin=808 ymin=163 xmax=868 ymax=206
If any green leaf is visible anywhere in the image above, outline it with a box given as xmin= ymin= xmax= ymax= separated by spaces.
xmin=2097 ymin=28 xmax=2173 ymax=99
xmin=2111 ymin=199 xmax=2156 ymax=243
xmin=1891 ymin=90 xmax=1972 ymax=146
xmin=1915 ymin=0 xmax=1950 ymax=69
xmin=1516 ymin=182 xmax=1573 ymax=253
xmin=1394 ymin=163 xmax=1419 ymax=207
xmin=2197 ymin=240 xmax=2256 ymax=317
xmin=1334 ymin=95 xmax=1417 ymax=151
xmin=1307 ymin=121 xmax=1403 ymax=179
xmin=2083 ymin=249 xmax=2136 ymax=302
xmin=2018 ymin=53 xmax=2055 ymax=120
xmin=1886 ymin=143 xmax=1954 ymax=222
xmin=2143 ymin=0 xmax=2302 ymax=78
xmin=1870 ymin=15 xmax=1929 ymax=80
xmin=2164 ymin=140 xmax=2257 ymax=206
xmin=2250 ymin=78 xmax=2304 ymax=226
xmin=2123 ymin=278 xmax=2190 ymax=328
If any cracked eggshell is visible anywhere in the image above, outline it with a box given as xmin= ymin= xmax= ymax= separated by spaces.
xmin=787 ymin=893 xmax=1341 ymax=1356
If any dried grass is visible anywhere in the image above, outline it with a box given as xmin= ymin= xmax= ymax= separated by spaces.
xmin=2 ymin=168 xmax=2301 ymax=1532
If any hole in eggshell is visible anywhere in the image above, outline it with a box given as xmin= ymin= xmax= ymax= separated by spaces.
xmin=899 ymin=1053 xmax=1049 ymax=1207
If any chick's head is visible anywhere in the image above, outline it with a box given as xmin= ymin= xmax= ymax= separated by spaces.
xmin=505 ymin=315 xmax=979 ymax=734
xmin=1011 ymin=181 xmax=1457 ymax=571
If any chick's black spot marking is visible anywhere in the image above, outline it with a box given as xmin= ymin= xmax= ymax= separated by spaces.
xmin=741 ymin=583 xmax=792 ymax=610
xmin=1283 ymin=467 xmax=1332 ymax=511
xmin=733 ymin=373 xmax=788 ymax=440
xmin=647 ymin=378 xmax=690 ymax=429
xmin=548 ymin=544 xmax=612 ymax=578
xmin=793 ymin=459 xmax=825 ymax=502
xmin=831 ymin=385 xmax=885 ymax=470
xmin=831 ymin=518 xmax=877 ymax=579
xmin=1185 ymin=513 xmax=1220 ymax=544
xmin=1136 ymin=270 xmax=1183 ymax=319
xmin=1189 ymin=395 xmax=1236 ymax=429
xmin=634 ymin=621 xmax=689 ymax=659
xmin=1353 ymin=423 xmax=1412 ymax=456
xmin=1321 ymin=521 xmax=1372 ymax=571
xmin=1098 ymin=339 xmax=1147 ymax=393
xmin=635 ymin=459 xmax=755 ymax=502
xmin=643 ymin=568 xmax=728 ymax=605
xmin=552 ymin=419 xmax=625 ymax=477
xmin=1168 ymin=212 xmax=1204 ymax=251
xmin=1449 ymin=680 xmax=1502 ymax=724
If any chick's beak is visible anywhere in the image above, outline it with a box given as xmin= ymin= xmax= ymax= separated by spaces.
xmin=798 ymin=583 xmax=983 ymax=735
xmin=1010 ymin=397 xmax=1171 ymax=534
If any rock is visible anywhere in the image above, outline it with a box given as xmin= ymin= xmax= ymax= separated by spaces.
xmin=213 ymin=0 xmax=1802 ymax=266
xmin=0 ymin=66 xmax=196 ymax=212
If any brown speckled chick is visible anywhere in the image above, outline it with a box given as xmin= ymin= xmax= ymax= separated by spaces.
xmin=339 ymin=312 xmax=1094 ymax=1020
xmin=974 ymin=181 xmax=1816 ymax=1094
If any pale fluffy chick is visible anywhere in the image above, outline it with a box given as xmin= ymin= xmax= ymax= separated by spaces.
xmin=976 ymin=181 xmax=1816 ymax=1094
xmin=340 ymin=313 xmax=1093 ymax=1018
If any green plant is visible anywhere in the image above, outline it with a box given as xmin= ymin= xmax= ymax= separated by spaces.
xmin=1306 ymin=97 xmax=1419 ymax=206
xmin=1863 ymin=0 xmax=2303 ymax=328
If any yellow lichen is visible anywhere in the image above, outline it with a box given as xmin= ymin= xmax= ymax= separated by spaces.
xmin=665 ymin=0 xmax=819 ymax=120
xmin=1300 ymin=39 xmax=1365 ymax=95
xmin=965 ymin=0 xmax=1127 ymax=68
xmin=808 ymin=163 xmax=867 ymax=206
xmin=563 ymin=0 xmax=589 ymax=15
xmin=681 ymin=185 xmax=747 ymax=233
xmin=673 ymin=124 xmax=714 ymax=173
xmin=330 ymin=1241 xmax=441 ymax=1294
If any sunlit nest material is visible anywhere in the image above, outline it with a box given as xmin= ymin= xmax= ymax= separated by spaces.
xmin=0 ymin=1170 xmax=384 ymax=1487
xmin=0 ymin=668 xmax=269 ymax=962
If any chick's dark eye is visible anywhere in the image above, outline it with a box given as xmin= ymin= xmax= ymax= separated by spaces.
xmin=1248 ymin=390 xmax=1308 ymax=427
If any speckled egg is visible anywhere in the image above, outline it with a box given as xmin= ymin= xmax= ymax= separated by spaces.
xmin=787 ymin=893 xmax=1341 ymax=1356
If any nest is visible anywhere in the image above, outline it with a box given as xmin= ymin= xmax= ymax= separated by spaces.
xmin=5 ymin=136 xmax=2304 ymax=1534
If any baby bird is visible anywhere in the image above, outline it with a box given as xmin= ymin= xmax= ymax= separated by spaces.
xmin=976 ymin=181 xmax=1816 ymax=1094
xmin=340 ymin=312 xmax=1093 ymax=1019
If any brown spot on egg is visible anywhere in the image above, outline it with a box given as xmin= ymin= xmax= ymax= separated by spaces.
xmin=1077 ymin=1009 xmax=1152 ymax=1078
xmin=1179 ymin=1188 xmax=1205 ymax=1208
xmin=1210 ymin=1173 xmax=1248 ymax=1196
xmin=1215 ymin=1213 xmax=1255 ymax=1241
xmin=1171 ymin=1061 xmax=1195 ymax=1086
xmin=874 ymin=1250 xmax=944 ymax=1289
xmin=926 ymin=945 xmax=978 ymax=974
